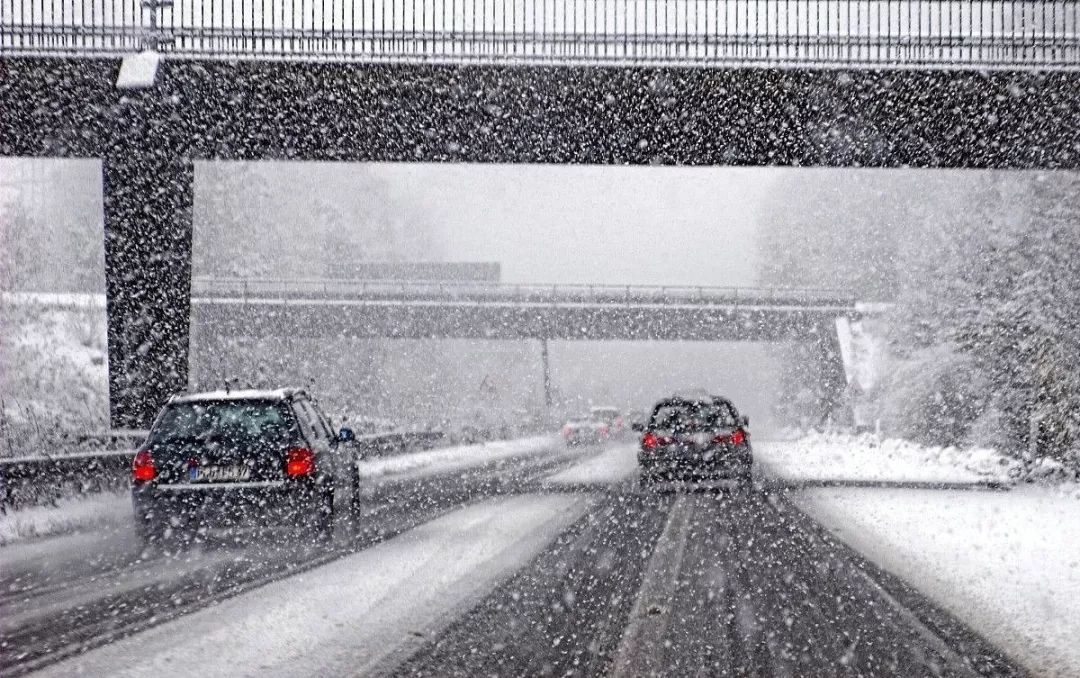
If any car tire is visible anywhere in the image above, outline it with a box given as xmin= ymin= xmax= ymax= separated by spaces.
xmin=740 ymin=452 xmax=754 ymax=481
xmin=731 ymin=457 xmax=754 ymax=494
xmin=639 ymin=468 xmax=656 ymax=490
xmin=135 ymin=518 xmax=163 ymax=548
xmin=314 ymin=491 xmax=335 ymax=545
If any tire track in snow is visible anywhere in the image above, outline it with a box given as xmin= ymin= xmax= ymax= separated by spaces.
xmin=2 ymin=440 xmax=589 ymax=677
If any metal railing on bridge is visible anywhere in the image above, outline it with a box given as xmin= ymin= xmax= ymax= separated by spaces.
xmin=191 ymin=277 xmax=858 ymax=309
xmin=3 ymin=0 xmax=1078 ymax=69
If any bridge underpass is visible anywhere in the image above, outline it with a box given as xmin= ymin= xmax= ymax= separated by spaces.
xmin=2 ymin=1 xmax=1078 ymax=427
xmin=191 ymin=278 xmax=857 ymax=342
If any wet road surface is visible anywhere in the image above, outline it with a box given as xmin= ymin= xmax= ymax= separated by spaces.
xmin=1 ymin=440 xmax=1024 ymax=677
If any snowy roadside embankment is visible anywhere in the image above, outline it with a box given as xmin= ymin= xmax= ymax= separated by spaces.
xmin=0 ymin=491 xmax=130 ymax=546
xmin=37 ymin=494 xmax=590 ymax=678
xmin=756 ymin=431 xmax=1018 ymax=485
xmin=544 ymin=443 xmax=638 ymax=486
xmin=766 ymin=432 xmax=1079 ymax=676
xmin=356 ymin=435 xmax=559 ymax=480
xmin=797 ymin=485 xmax=1080 ymax=678
xmin=0 ymin=292 xmax=110 ymax=457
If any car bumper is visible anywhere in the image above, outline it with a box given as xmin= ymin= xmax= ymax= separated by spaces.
xmin=565 ymin=432 xmax=604 ymax=444
xmin=639 ymin=445 xmax=751 ymax=478
xmin=132 ymin=480 xmax=326 ymax=529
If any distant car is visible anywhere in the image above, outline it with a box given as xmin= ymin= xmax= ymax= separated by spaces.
xmin=589 ymin=406 xmax=625 ymax=437
xmin=131 ymin=388 xmax=356 ymax=546
xmin=635 ymin=396 xmax=752 ymax=486
xmin=561 ymin=416 xmax=609 ymax=446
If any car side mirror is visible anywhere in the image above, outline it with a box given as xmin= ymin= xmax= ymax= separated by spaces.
xmin=631 ymin=422 xmax=645 ymax=432
xmin=338 ymin=427 xmax=355 ymax=442
xmin=739 ymin=415 xmax=750 ymax=428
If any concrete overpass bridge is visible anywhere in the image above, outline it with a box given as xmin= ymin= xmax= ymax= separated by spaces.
xmin=190 ymin=276 xmax=859 ymax=415
xmin=2 ymin=1 xmax=1078 ymax=427
xmin=191 ymin=278 xmax=858 ymax=342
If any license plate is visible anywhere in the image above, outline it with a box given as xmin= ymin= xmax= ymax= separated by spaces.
xmin=190 ymin=465 xmax=251 ymax=482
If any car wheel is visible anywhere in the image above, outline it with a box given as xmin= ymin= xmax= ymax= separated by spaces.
xmin=314 ymin=491 xmax=335 ymax=545
xmin=638 ymin=468 xmax=656 ymax=490
xmin=740 ymin=453 xmax=754 ymax=481
xmin=135 ymin=518 xmax=163 ymax=548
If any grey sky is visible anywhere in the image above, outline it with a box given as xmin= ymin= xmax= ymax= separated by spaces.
xmin=1 ymin=158 xmax=781 ymax=427
xmin=372 ymin=163 xmax=774 ymax=287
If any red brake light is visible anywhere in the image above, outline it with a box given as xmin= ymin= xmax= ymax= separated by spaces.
xmin=285 ymin=447 xmax=315 ymax=477
xmin=562 ymin=425 xmax=573 ymax=437
xmin=713 ymin=429 xmax=747 ymax=445
xmin=599 ymin=425 xmax=609 ymax=436
xmin=642 ymin=432 xmax=658 ymax=450
xmin=132 ymin=449 xmax=156 ymax=482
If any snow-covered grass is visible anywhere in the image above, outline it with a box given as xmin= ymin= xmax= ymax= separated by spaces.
xmin=544 ymin=443 xmax=638 ymax=485
xmin=0 ymin=490 xmax=130 ymax=546
xmin=756 ymin=431 xmax=1018 ymax=485
xmin=37 ymin=494 xmax=590 ymax=678
xmin=356 ymin=435 xmax=559 ymax=480
xmin=0 ymin=292 xmax=110 ymax=456
xmin=797 ymin=485 xmax=1080 ymax=678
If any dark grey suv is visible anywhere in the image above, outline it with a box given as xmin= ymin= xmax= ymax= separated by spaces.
xmin=131 ymin=388 xmax=355 ymax=546
xmin=635 ymin=396 xmax=753 ymax=487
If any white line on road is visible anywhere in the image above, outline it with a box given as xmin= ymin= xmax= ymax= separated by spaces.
xmin=611 ymin=494 xmax=693 ymax=678
xmin=31 ymin=494 xmax=591 ymax=678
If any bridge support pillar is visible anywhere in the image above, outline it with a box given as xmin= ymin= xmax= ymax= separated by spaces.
xmin=102 ymin=152 xmax=194 ymax=429
xmin=814 ymin=322 xmax=849 ymax=427
xmin=540 ymin=339 xmax=552 ymax=409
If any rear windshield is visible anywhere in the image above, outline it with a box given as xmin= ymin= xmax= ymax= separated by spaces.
xmin=650 ymin=401 xmax=737 ymax=432
xmin=151 ymin=400 xmax=300 ymax=445
xmin=591 ymin=409 xmax=619 ymax=424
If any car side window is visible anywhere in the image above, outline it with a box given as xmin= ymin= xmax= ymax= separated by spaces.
xmin=715 ymin=402 xmax=739 ymax=428
xmin=293 ymin=399 xmax=328 ymax=444
xmin=308 ymin=401 xmax=337 ymax=440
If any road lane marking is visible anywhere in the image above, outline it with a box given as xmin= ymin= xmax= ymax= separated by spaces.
xmin=611 ymin=494 xmax=693 ymax=678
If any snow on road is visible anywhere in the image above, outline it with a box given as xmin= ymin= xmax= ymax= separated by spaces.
xmin=0 ymin=524 xmax=138 ymax=587
xmin=756 ymin=432 xmax=1016 ymax=485
xmin=356 ymin=435 xmax=560 ymax=480
xmin=0 ymin=490 xmax=130 ymax=546
xmin=34 ymin=493 xmax=590 ymax=678
xmin=797 ymin=485 xmax=1080 ymax=678
xmin=0 ymin=292 xmax=110 ymax=440
xmin=544 ymin=442 xmax=638 ymax=485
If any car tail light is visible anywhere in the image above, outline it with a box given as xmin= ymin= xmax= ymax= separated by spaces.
xmin=599 ymin=425 xmax=609 ymax=436
xmin=642 ymin=432 xmax=658 ymax=450
xmin=562 ymin=425 xmax=573 ymax=437
xmin=132 ymin=449 xmax=156 ymax=482
xmin=712 ymin=429 xmax=747 ymax=445
xmin=285 ymin=447 xmax=315 ymax=477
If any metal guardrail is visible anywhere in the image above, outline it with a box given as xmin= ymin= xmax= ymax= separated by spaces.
xmin=2 ymin=1 xmax=1078 ymax=70
xmin=191 ymin=277 xmax=859 ymax=308
xmin=0 ymin=430 xmax=444 ymax=510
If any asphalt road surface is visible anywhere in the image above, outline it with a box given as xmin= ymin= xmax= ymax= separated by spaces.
xmin=1 ymin=439 xmax=1024 ymax=677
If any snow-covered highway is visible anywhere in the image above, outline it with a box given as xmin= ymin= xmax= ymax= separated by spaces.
xmin=3 ymin=434 xmax=1075 ymax=677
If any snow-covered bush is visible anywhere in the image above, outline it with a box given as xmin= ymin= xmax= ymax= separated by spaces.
xmin=0 ymin=295 xmax=111 ymax=457
xmin=878 ymin=344 xmax=988 ymax=448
